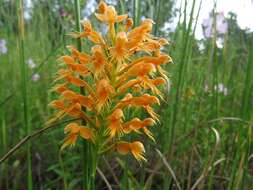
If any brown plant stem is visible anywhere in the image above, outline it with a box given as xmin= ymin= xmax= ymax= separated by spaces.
xmin=0 ymin=118 xmax=79 ymax=164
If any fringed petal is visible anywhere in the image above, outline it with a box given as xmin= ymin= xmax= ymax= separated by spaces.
xmin=96 ymin=79 xmax=114 ymax=111
xmin=130 ymin=141 xmax=147 ymax=162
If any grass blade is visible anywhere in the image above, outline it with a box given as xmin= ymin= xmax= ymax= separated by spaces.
xmin=17 ymin=0 xmax=33 ymax=189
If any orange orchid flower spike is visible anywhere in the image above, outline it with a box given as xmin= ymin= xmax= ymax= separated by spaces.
xmin=48 ymin=0 xmax=172 ymax=162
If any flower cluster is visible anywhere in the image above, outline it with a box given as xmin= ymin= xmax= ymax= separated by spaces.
xmin=49 ymin=1 xmax=171 ymax=161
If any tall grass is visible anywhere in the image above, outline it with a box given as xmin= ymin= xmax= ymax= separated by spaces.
xmin=170 ymin=0 xmax=197 ymax=153
xmin=1 ymin=115 xmax=8 ymax=190
xmin=17 ymin=0 xmax=33 ymax=189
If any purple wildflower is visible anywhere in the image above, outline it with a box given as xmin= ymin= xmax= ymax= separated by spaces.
xmin=202 ymin=12 xmax=228 ymax=38
xmin=32 ymin=73 xmax=40 ymax=82
xmin=216 ymin=12 xmax=228 ymax=34
xmin=0 ymin=39 xmax=8 ymax=54
xmin=59 ymin=7 xmax=68 ymax=17
xmin=214 ymin=83 xmax=228 ymax=96
xmin=27 ymin=58 xmax=36 ymax=69
xmin=202 ymin=18 xmax=213 ymax=38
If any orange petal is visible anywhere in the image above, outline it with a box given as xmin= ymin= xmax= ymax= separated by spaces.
xmin=124 ymin=62 xmax=155 ymax=78
xmin=158 ymin=38 xmax=169 ymax=46
xmin=143 ymin=118 xmax=155 ymax=126
xmin=98 ymin=1 xmax=107 ymax=14
xmin=145 ymin=105 xmax=159 ymax=121
xmin=54 ymin=69 xmax=72 ymax=82
xmin=152 ymin=77 xmax=166 ymax=86
xmin=96 ymin=79 xmax=114 ymax=111
xmin=108 ymin=109 xmax=124 ymax=121
xmin=92 ymin=45 xmax=106 ymax=77
xmin=79 ymin=126 xmax=94 ymax=142
xmin=52 ymin=83 xmax=68 ymax=94
xmin=61 ymin=90 xmax=76 ymax=100
xmin=49 ymin=100 xmax=65 ymax=110
xmin=60 ymin=55 xmax=75 ymax=65
xmin=116 ymin=14 xmax=128 ymax=23
xmin=130 ymin=141 xmax=146 ymax=161
xmin=67 ymin=76 xmax=96 ymax=97
xmin=64 ymin=123 xmax=80 ymax=134
xmin=95 ymin=13 xmax=107 ymax=22
xmin=117 ymin=79 xmax=140 ymax=94
xmin=61 ymin=133 xmax=78 ymax=150
xmin=115 ymin=141 xmax=130 ymax=155
xmin=143 ymin=127 xmax=155 ymax=142
xmin=125 ymin=18 xmax=133 ymax=31
xmin=66 ymin=45 xmax=79 ymax=59
xmin=76 ymin=95 xmax=94 ymax=110
xmin=107 ymin=121 xmax=122 ymax=137
xmin=107 ymin=109 xmax=124 ymax=137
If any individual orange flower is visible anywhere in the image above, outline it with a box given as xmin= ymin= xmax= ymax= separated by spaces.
xmin=124 ymin=18 xmax=133 ymax=31
xmin=107 ymin=109 xmax=124 ymax=137
xmin=123 ymin=118 xmax=156 ymax=141
xmin=115 ymin=94 xmax=160 ymax=121
xmin=111 ymin=32 xmax=128 ymax=63
xmin=70 ymin=20 xmax=103 ymax=44
xmin=61 ymin=90 xmax=94 ymax=111
xmin=95 ymin=1 xmax=128 ymax=36
xmin=96 ymin=79 xmax=115 ymax=111
xmin=126 ymin=19 xmax=154 ymax=52
xmin=98 ymin=0 xmax=107 ymax=14
xmin=115 ymin=141 xmax=146 ymax=161
xmin=51 ymin=83 xmax=68 ymax=94
xmin=67 ymin=45 xmax=91 ymax=64
xmin=91 ymin=45 xmax=107 ymax=78
xmin=61 ymin=123 xmax=94 ymax=150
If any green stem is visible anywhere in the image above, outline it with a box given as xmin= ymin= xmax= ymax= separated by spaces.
xmin=154 ymin=0 xmax=163 ymax=35
xmin=90 ymin=145 xmax=99 ymax=190
xmin=59 ymin=152 xmax=68 ymax=190
xmin=119 ymin=0 xmax=125 ymax=14
xmin=211 ymin=3 xmax=219 ymax=119
xmin=133 ymin=0 xmax=140 ymax=27
xmin=17 ymin=0 xmax=32 ymax=189
xmin=74 ymin=0 xmax=82 ymax=53
xmin=1 ymin=114 xmax=8 ymax=190
xmin=241 ymin=39 xmax=253 ymax=119
xmin=73 ymin=1 xmax=94 ymax=189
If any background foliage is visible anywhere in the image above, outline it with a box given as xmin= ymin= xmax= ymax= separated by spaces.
xmin=0 ymin=0 xmax=253 ymax=189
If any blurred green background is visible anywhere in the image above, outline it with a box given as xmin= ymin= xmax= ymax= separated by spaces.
xmin=0 ymin=0 xmax=253 ymax=189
